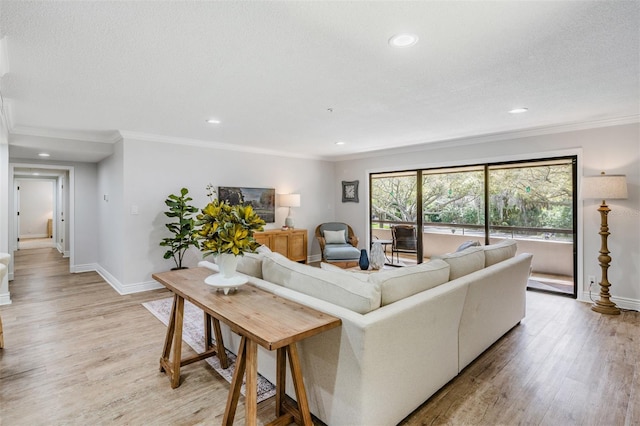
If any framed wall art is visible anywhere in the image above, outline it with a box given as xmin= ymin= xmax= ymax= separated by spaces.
xmin=341 ymin=180 xmax=359 ymax=203
xmin=218 ymin=186 xmax=275 ymax=223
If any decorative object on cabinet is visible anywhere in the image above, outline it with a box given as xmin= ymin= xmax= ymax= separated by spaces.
xmin=581 ymin=171 xmax=628 ymax=315
xmin=370 ymin=241 xmax=385 ymax=270
xmin=218 ymin=186 xmax=275 ymax=223
xmin=358 ymin=249 xmax=369 ymax=270
xmin=279 ymin=193 xmax=301 ymax=229
xmin=253 ymin=228 xmax=308 ymax=263
xmin=341 ymin=180 xmax=359 ymax=203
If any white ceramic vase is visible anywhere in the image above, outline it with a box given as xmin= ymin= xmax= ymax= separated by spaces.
xmin=217 ymin=253 xmax=239 ymax=278
xmin=370 ymin=241 xmax=385 ymax=270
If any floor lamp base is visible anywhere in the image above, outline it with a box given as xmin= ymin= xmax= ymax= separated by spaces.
xmin=591 ymin=300 xmax=621 ymax=315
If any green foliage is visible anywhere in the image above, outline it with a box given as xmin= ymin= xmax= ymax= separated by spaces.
xmin=372 ymin=163 xmax=573 ymax=233
xmin=159 ymin=188 xmax=200 ymax=269
xmin=196 ymin=199 xmax=265 ymax=257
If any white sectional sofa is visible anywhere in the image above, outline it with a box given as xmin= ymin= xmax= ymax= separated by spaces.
xmin=200 ymin=240 xmax=532 ymax=426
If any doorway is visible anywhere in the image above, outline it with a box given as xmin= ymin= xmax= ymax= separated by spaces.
xmin=16 ymin=178 xmax=55 ymax=250
xmin=8 ymin=164 xmax=74 ymax=279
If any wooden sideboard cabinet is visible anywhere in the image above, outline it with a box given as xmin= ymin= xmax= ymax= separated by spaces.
xmin=254 ymin=229 xmax=308 ymax=263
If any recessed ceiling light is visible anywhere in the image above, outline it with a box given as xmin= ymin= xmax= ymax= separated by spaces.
xmin=336 ymin=141 xmax=346 ymax=145
xmin=389 ymin=33 xmax=419 ymax=48
xmin=508 ymin=108 xmax=529 ymax=114
xmin=206 ymin=118 xmax=221 ymax=124
xmin=38 ymin=152 xmax=50 ymax=157
xmin=33 ymin=172 xmax=40 ymax=176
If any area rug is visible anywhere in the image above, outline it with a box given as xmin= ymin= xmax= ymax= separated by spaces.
xmin=142 ymin=297 xmax=276 ymax=402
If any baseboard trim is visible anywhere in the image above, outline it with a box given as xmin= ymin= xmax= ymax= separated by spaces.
xmin=71 ymin=264 xmax=162 ymax=295
xmin=580 ymin=291 xmax=640 ymax=312
xmin=0 ymin=291 xmax=12 ymax=306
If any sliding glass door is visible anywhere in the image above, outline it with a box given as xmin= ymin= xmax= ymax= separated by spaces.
xmin=369 ymin=157 xmax=577 ymax=297
xmin=488 ymin=159 xmax=576 ymax=296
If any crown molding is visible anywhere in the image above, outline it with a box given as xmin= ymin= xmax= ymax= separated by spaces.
xmin=9 ymin=126 xmax=122 ymax=144
xmin=118 ymin=131 xmax=325 ymax=161
xmin=331 ymin=115 xmax=640 ymax=162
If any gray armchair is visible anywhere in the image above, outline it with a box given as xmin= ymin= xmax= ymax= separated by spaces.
xmin=315 ymin=222 xmax=361 ymax=267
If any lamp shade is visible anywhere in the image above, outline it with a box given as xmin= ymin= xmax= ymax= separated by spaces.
xmin=280 ymin=193 xmax=301 ymax=208
xmin=581 ymin=173 xmax=628 ymax=200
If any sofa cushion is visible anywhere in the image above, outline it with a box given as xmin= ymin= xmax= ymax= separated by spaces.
xmin=484 ymin=239 xmax=517 ymax=267
xmin=324 ymin=244 xmax=361 ymax=261
xmin=262 ymin=252 xmax=381 ymax=314
xmin=213 ymin=252 xmax=263 ymax=279
xmin=320 ymin=262 xmax=370 ymax=282
xmin=323 ymin=229 xmax=346 ymax=244
xmin=236 ymin=252 xmax=264 ymax=279
xmin=434 ymin=246 xmax=485 ymax=280
xmin=368 ymin=260 xmax=451 ymax=306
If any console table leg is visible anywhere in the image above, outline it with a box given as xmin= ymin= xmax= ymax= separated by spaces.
xmin=275 ymin=347 xmax=286 ymax=417
xmin=245 ymin=339 xmax=258 ymax=426
xmin=160 ymin=294 xmax=178 ymax=373
xmin=170 ymin=296 xmax=184 ymax=389
xmin=213 ymin=318 xmax=229 ymax=369
xmin=287 ymin=343 xmax=313 ymax=425
xmin=223 ymin=336 xmax=247 ymax=426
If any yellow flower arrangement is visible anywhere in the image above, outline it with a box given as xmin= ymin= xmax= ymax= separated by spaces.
xmin=196 ymin=198 xmax=265 ymax=257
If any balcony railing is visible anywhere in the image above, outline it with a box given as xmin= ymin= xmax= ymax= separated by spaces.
xmin=371 ymin=220 xmax=574 ymax=276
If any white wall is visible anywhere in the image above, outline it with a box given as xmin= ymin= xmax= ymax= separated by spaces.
xmin=334 ymin=123 xmax=640 ymax=308
xmin=97 ymin=137 xmax=335 ymax=291
xmin=18 ymin=179 xmax=53 ymax=238
xmin=97 ymin=141 xmax=125 ymax=284
xmin=0 ymin=135 xmax=9 ymax=305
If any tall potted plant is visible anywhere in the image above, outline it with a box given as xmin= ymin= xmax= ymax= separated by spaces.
xmin=159 ymin=187 xmax=200 ymax=270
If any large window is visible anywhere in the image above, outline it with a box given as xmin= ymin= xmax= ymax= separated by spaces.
xmin=370 ymin=157 xmax=577 ymax=297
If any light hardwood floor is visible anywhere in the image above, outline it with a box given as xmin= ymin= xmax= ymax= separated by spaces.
xmin=1 ymin=248 xmax=638 ymax=425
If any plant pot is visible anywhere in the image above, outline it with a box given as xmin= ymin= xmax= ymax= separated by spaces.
xmin=217 ymin=253 xmax=239 ymax=278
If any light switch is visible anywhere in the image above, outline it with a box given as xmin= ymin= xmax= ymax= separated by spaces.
xmin=131 ymin=205 xmax=139 ymax=215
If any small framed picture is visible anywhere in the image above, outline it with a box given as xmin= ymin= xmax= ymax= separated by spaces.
xmin=342 ymin=180 xmax=359 ymax=203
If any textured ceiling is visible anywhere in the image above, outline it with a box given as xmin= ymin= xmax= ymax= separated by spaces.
xmin=1 ymin=1 xmax=639 ymax=162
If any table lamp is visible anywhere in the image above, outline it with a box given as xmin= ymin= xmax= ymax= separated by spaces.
xmin=581 ymin=172 xmax=627 ymax=315
xmin=280 ymin=194 xmax=300 ymax=229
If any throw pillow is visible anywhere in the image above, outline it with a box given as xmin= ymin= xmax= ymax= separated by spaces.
xmin=368 ymin=260 xmax=451 ymax=306
xmin=456 ymin=240 xmax=481 ymax=252
xmin=433 ymin=246 xmax=485 ymax=280
xmin=323 ymin=229 xmax=346 ymax=244
xmin=484 ymin=239 xmax=517 ymax=267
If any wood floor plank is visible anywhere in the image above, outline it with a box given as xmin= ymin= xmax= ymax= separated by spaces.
xmin=1 ymin=248 xmax=638 ymax=425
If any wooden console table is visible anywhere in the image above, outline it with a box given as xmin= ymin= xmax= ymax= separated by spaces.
xmin=152 ymin=267 xmax=341 ymax=425
xmin=254 ymin=228 xmax=307 ymax=263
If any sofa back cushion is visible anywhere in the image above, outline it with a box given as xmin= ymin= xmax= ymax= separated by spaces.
xmin=433 ymin=246 xmax=485 ymax=280
xmin=262 ymin=252 xmax=381 ymax=314
xmin=484 ymin=239 xmax=518 ymax=267
xmin=368 ymin=260 xmax=451 ymax=306
xmin=213 ymin=252 xmax=263 ymax=279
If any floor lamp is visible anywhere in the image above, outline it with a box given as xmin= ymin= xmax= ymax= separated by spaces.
xmin=581 ymin=172 xmax=628 ymax=315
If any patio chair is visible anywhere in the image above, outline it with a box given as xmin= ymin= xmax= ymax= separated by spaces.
xmin=315 ymin=223 xmax=361 ymax=268
xmin=391 ymin=225 xmax=417 ymax=264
